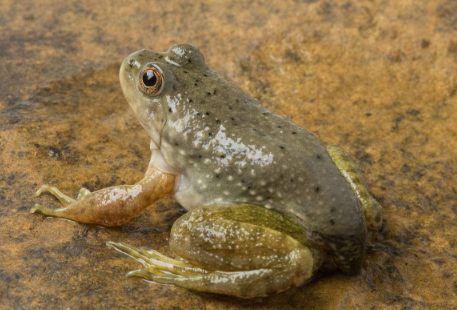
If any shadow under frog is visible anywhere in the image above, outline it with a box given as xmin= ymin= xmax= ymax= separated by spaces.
xmin=31 ymin=43 xmax=382 ymax=299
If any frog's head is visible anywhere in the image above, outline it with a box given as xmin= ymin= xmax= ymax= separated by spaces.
xmin=119 ymin=43 xmax=206 ymax=146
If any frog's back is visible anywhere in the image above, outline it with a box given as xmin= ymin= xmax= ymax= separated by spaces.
xmin=159 ymin=64 xmax=366 ymax=273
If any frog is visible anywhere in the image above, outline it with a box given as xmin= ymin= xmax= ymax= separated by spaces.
xmin=31 ymin=43 xmax=382 ymax=299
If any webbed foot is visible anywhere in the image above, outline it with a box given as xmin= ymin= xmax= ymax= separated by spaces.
xmin=107 ymin=242 xmax=210 ymax=280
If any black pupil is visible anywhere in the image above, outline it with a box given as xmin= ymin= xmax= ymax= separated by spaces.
xmin=143 ymin=70 xmax=157 ymax=87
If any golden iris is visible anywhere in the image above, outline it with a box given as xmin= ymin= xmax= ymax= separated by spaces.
xmin=139 ymin=66 xmax=162 ymax=95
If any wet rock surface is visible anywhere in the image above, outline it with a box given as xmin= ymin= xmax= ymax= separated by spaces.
xmin=1 ymin=0 xmax=457 ymax=309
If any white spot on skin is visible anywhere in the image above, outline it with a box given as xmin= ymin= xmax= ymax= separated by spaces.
xmin=101 ymin=185 xmax=143 ymax=206
xmin=170 ymin=46 xmax=187 ymax=56
xmin=223 ymin=190 xmax=230 ymax=196
xmin=227 ymin=175 xmax=234 ymax=181
xmin=165 ymin=56 xmax=182 ymax=67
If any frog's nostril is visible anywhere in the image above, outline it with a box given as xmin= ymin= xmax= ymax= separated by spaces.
xmin=128 ymin=58 xmax=136 ymax=68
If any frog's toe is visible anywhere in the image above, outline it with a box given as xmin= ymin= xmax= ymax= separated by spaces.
xmin=127 ymin=269 xmax=165 ymax=278
xmin=30 ymin=203 xmax=41 ymax=213
xmin=30 ymin=203 xmax=58 ymax=216
xmin=107 ymin=242 xmax=208 ymax=278
xmin=35 ymin=185 xmax=46 ymax=197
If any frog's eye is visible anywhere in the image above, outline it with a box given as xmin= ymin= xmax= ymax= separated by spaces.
xmin=139 ymin=66 xmax=163 ymax=95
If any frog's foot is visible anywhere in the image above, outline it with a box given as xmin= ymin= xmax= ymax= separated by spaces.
xmin=32 ymin=185 xmax=92 ymax=215
xmin=107 ymin=242 xmax=211 ymax=280
xmin=108 ymin=204 xmax=317 ymax=299
xmin=31 ymin=184 xmax=77 ymax=216
xmin=31 ymin=168 xmax=175 ymax=226
xmin=326 ymin=145 xmax=382 ymax=230
xmin=34 ymin=185 xmax=76 ymax=206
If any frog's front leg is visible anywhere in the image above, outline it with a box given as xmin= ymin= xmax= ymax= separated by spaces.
xmin=326 ymin=145 xmax=382 ymax=230
xmin=108 ymin=204 xmax=316 ymax=298
xmin=31 ymin=167 xmax=175 ymax=227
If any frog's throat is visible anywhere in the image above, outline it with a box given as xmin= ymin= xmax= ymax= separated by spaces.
xmin=137 ymin=115 xmax=163 ymax=150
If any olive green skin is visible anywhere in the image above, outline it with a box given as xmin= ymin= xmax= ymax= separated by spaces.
xmin=31 ymin=43 xmax=381 ymax=297
xmin=120 ymin=43 xmax=368 ymax=273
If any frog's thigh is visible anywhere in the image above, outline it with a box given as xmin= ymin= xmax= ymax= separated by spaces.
xmin=326 ymin=145 xmax=382 ymax=230
xmin=171 ymin=206 xmax=313 ymax=298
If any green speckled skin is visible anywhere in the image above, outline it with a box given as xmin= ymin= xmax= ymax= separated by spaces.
xmin=326 ymin=145 xmax=383 ymax=230
xmin=33 ymin=43 xmax=382 ymax=298
xmin=119 ymin=44 xmax=375 ymax=271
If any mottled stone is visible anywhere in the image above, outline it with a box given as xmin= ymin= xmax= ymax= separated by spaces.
xmin=1 ymin=0 xmax=456 ymax=309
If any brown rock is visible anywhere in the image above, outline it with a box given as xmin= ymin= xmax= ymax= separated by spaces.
xmin=1 ymin=0 xmax=456 ymax=309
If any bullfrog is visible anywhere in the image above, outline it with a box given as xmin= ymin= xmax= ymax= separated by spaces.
xmin=31 ymin=43 xmax=382 ymax=298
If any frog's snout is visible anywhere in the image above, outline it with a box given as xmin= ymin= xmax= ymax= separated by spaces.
xmin=119 ymin=55 xmax=141 ymax=90
xmin=122 ymin=57 xmax=141 ymax=73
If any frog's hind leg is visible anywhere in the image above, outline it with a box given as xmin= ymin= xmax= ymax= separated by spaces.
xmin=108 ymin=204 xmax=316 ymax=298
xmin=326 ymin=145 xmax=382 ymax=230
